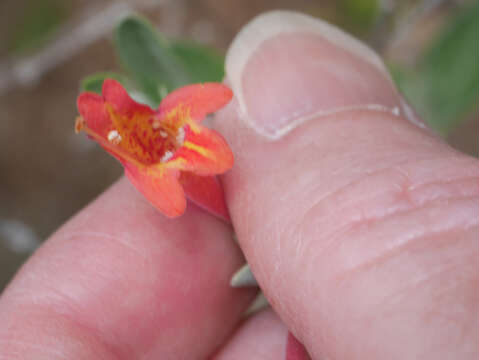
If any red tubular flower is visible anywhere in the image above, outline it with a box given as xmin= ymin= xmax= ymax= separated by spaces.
xmin=75 ymin=79 xmax=234 ymax=220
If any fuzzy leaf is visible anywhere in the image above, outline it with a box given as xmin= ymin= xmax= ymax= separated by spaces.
xmin=80 ymin=72 xmax=128 ymax=94
xmin=170 ymin=40 xmax=225 ymax=83
xmin=114 ymin=16 xmax=191 ymax=105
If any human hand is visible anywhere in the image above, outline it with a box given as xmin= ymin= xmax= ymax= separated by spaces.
xmin=213 ymin=11 xmax=479 ymax=359
xmin=2 ymin=10 xmax=479 ymax=360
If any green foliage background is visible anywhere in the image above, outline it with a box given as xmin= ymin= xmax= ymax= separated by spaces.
xmin=394 ymin=0 xmax=479 ymax=135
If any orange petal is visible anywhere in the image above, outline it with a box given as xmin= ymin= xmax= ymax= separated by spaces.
xmin=77 ymin=92 xmax=111 ymax=137
xmin=102 ymin=79 xmax=154 ymax=117
xmin=179 ymin=172 xmax=230 ymax=222
xmin=124 ymin=163 xmax=186 ymax=218
xmin=172 ymin=125 xmax=234 ymax=176
xmin=77 ymin=79 xmax=155 ymax=138
xmin=158 ymin=83 xmax=233 ymax=122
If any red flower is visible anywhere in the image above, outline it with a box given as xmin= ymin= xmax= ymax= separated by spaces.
xmin=76 ymin=79 xmax=233 ymax=219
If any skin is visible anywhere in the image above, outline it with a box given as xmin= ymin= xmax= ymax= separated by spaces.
xmin=2 ymin=11 xmax=479 ymax=360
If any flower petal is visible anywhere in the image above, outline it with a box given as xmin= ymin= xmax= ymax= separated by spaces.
xmin=179 ymin=172 xmax=230 ymax=222
xmin=158 ymin=83 xmax=233 ymax=122
xmin=102 ymin=79 xmax=154 ymax=117
xmin=171 ymin=125 xmax=234 ymax=176
xmin=77 ymin=92 xmax=110 ymax=137
xmin=124 ymin=163 xmax=186 ymax=217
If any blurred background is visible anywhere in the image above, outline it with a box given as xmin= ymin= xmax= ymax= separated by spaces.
xmin=1 ymin=0 xmax=479 ymax=291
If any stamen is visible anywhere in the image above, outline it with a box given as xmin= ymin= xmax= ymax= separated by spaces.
xmin=159 ymin=130 xmax=168 ymax=138
xmin=161 ymin=150 xmax=174 ymax=163
xmin=79 ymin=124 xmax=145 ymax=168
xmin=176 ymin=126 xmax=185 ymax=145
xmin=152 ymin=119 xmax=161 ymax=129
xmin=107 ymin=130 xmax=122 ymax=144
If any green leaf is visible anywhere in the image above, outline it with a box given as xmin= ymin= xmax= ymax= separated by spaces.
xmin=420 ymin=1 xmax=479 ymax=134
xmin=80 ymin=71 xmax=158 ymax=108
xmin=170 ymin=40 xmax=225 ymax=82
xmin=114 ymin=16 xmax=191 ymax=106
xmin=80 ymin=71 xmax=128 ymax=94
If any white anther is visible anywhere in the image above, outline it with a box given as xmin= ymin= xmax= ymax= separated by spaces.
xmin=107 ymin=130 xmax=122 ymax=144
xmin=161 ymin=150 xmax=174 ymax=163
xmin=176 ymin=126 xmax=185 ymax=145
xmin=152 ymin=120 xmax=161 ymax=129
xmin=159 ymin=130 xmax=168 ymax=138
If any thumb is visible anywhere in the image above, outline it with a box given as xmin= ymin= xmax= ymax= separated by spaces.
xmin=216 ymin=11 xmax=479 ymax=360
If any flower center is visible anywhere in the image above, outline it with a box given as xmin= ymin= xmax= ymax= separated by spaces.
xmin=105 ymin=104 xmax=185 ymax=165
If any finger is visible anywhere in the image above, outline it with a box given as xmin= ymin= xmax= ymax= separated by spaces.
xmin=214 ymin=310 xmax=313 ymax=360
xmin=213 ymin=309 xmax=290 ymax=360
xmin=216 ymin=10 xmax=479 ymax=359
xmin=0 ymin=178 xmax=255 ymax=359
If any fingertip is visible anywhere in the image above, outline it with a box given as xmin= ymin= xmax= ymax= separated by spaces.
xmin=214 ymin=9 xmax=470 ymax=360
xmin=223 ymin=10 xmax=410 ymax=140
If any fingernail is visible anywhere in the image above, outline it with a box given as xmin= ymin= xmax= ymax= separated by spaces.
xmin=286 ymin=333 xmax=311 ymax=360
xmin=231 ymin=263 xmax=259 ymax=287
xmin=226 ymin=10 xmax=406 ymax=140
